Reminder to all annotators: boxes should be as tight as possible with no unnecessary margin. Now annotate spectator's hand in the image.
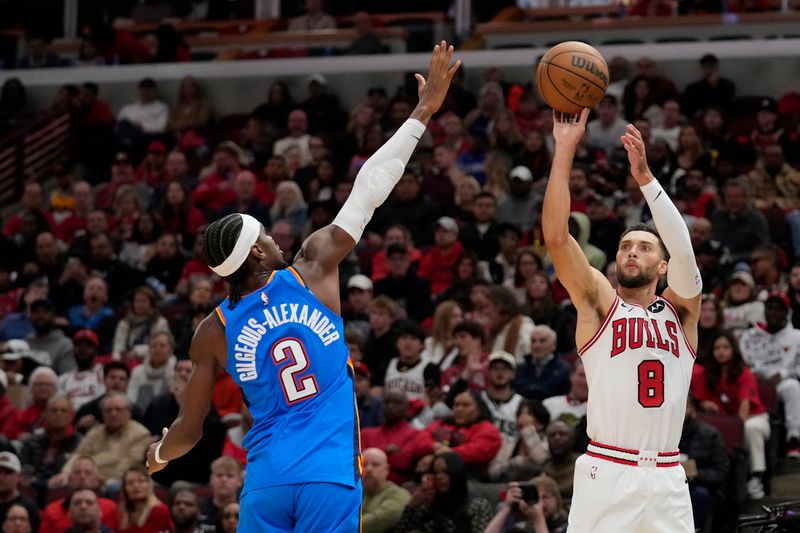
[552,108,589,150]
[409,476,435,508]
[385,444,401,455]
[413,41,462,124]
[518,411,535,430]
[503,482,523,508]
[621,123,654,186]
[769,373,782,386]
[700,400,720,413]
[48,472,68,490]
[519,499,547,530]
[433,443,451,455]
[77,414,97,431]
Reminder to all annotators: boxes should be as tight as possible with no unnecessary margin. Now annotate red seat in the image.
[696,413,744,458]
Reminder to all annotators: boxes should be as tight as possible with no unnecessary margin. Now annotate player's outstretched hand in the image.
[621,123,653,186]
[552,108,589,149]
[414,41,462,121]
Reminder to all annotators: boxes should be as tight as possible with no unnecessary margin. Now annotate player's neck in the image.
[240,269,279,295]
[616,285,657,308]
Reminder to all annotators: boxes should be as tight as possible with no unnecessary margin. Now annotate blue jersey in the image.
[215,267,361,494]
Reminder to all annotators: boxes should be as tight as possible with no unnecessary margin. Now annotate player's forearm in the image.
[640,180,702,298]
[542,145,576,245]
[158,416,203,462]
[332,119,425,242]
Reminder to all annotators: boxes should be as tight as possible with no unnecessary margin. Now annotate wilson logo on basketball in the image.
[570,56,609,85]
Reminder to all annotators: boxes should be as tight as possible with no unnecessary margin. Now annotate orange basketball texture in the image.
[536,41,609,114]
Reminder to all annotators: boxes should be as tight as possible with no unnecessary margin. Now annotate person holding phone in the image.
[485,475,568,533]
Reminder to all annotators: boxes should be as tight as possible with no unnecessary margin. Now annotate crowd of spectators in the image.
[1,38,800,533]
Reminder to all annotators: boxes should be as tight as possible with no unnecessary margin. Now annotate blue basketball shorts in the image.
[239,480,362,533]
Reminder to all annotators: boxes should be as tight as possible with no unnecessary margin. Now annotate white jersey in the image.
[58,364,105,410]
[384,357,429,401]
[481,391,524,439]
[579,295,695,452]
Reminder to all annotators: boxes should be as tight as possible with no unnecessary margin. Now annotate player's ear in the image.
[658,259,668,276]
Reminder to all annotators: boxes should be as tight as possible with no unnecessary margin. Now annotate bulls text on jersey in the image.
[610,316,680,357]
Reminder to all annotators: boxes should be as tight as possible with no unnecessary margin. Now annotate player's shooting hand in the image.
[552,108,589,149]
[146,441,168,475]
[621,123,654,186]
[412,41,462,124]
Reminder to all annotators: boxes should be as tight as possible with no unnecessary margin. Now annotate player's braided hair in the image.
[203,214,250,309]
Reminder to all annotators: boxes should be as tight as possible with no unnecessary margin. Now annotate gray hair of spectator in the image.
[487,285,520,317]
[721,177,751,198]
[479,81,505,107]
[47,394,73,411]
[100,391,133,412]
[150,330,176,349]
[188,275,213,294]
[273,181,306,211]
[531,324,557,344]
[29,366,58,385]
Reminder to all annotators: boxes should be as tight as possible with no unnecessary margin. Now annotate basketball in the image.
[536,41,609,114]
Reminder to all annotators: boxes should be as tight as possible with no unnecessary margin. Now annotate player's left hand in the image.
[414,41,462,121]
[621,124,653,186]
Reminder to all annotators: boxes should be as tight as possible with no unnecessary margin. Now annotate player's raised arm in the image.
[542,110,615,314]
[145,314,223,474]
[294,41,461,276]
[621,125,702,330]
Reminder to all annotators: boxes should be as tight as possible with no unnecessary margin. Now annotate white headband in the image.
[210,214,261,277]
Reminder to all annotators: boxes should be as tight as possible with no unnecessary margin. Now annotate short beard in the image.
[618,269,656,289]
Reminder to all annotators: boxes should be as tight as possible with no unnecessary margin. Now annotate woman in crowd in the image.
[437,251,485,309]
[697,294,724,364]
[220,502,240,533]
[504,249,545,304]
[490,108,524,153]
[484,150,513,204]
[338,103,379,169]
[691,331,771,500]
[118,465,172,533]
[721,271,765,338]
[168,76,211,133]
[523,272,576,354]
[489,399,551,482]
[252,81,293,137]
[412,390,502,478]
[622,75,663,127]
[269,181,307,236]
[422,300,464,370]
[451,176,482,223]
[485,475,568,533]
[159,180,206,250]
[120,211,161,270]
[392,452,494,533]
[674,124,712,179]
[486,285,535,361]
[145,232,186,295]
[2,504,31,533]
[112,286,170,363]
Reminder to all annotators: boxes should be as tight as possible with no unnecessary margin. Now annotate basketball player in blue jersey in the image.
[144,42,461,532]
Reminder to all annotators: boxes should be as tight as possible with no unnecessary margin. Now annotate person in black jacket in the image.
[373,244,433,323]
[679,394,730,532]
[459,192,502,262]
[514,325,571,401]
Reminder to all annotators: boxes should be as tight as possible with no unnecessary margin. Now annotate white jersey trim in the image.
[577,296,620,356]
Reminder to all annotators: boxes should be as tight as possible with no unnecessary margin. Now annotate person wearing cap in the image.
[191,142,245,215]
[57,329,104,411]
[272,109,312,173]
[343,275,373,340]
[739,292,800,458]
[145,42,461,533]
[287,0,336,32]
[373,245,433,323]
[26,298,75,375]
[0,452,40,533]
[116,78,169,136]
[361,389,419,485]
[383,321,435,402]
[418,216,464,298]
[480,351,524,440]
[681,53,735,119]
[2,367,58,441]
[721,270,765,336]
[496,165,539,233]
[301,72,346,135]
[0,341,28,390]
[134,141,169,187]
[354,361,383,429]
[711,178,770,265]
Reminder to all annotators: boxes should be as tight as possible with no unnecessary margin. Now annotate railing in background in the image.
[0,112,71,206]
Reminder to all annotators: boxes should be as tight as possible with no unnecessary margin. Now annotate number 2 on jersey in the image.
[271,338,319,404]
[638,360,664,408]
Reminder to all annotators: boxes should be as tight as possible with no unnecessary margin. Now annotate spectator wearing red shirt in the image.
[64,489,115,533]
[418,217,464,297]
[118,465,173,533]
[412,390,502,477]
[3,182,56,238]
[361,389,420,484]
[3,367,57,441]
[441,320,489,394]
[78,83,113,127]
[57,181,94,246]
[135,141,169,187]
[691,331,770,499]
[39,456,119,533]
[191,142,243,215]
[679,168,717,219]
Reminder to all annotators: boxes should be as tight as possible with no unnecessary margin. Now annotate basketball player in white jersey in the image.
[542,109,702,532]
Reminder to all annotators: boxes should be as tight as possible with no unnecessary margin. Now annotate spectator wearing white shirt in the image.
[117,78,169,135]
[58,330,105,411]
[127,331,176,413]
[651,99,683,152]
[542,359,588,428]
[272,109,312,174]
[586,95,628,155]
